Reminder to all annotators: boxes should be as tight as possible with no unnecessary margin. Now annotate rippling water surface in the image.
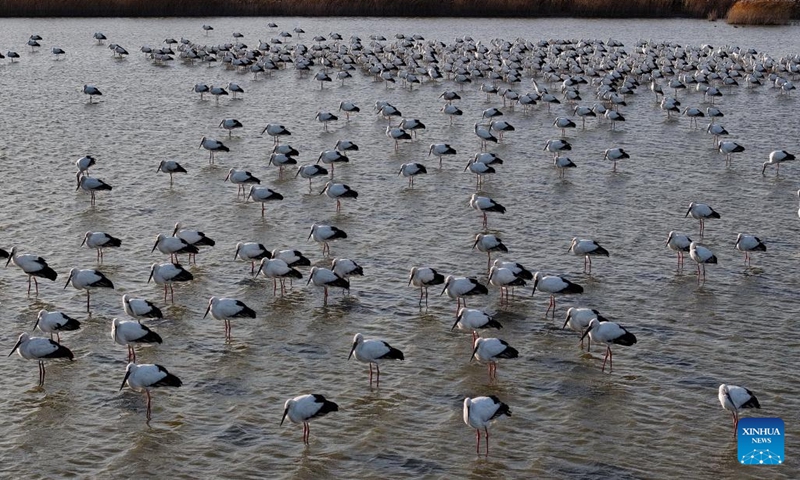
[0,17,798,479]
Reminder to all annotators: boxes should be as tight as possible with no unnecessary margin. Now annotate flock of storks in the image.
[4,23,797,453]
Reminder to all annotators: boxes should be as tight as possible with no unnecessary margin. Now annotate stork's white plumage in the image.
[63,268,115,312]
[256,258,302,295]
[471,337,519,381]
[718,384,761,435]
[119,362,182,421]
[532,272,583,317]
[441,275,489,315]
[580,318,637,372]
[81,231,122,263]
[408,266,445,307]
[306,267,349,305]
[8,332,74,386]
[348,333,405,385]
[147,262,193,303]
[122,294,163,320]
[463,396,511,455]
[112,318,162,362]
[33,310,81,343]
[203,296,256,340]
[280,394,339,444]
[4,247,58,295]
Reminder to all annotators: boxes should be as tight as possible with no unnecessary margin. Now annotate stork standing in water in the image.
[685,202,720,238]
[248,186,284,218]
[64,268,115,313]
[172,223,215,265]
[234,242,271,274]
[666,231,693,270]
[306,267,350,306]
[563,307,609,350]
[203,296,256,341]
[119,362,182,422]
[156,160,187,186]
[280,394,339,445]
[347,333,405,386]
[8,333,74,387]
[398,163,427,188]
[718,384,760,436]
[452,308,503,347]
[33,310,81,343]
[531,272,583,317]
[761,150,795,175]
[689,241,717,284]
[469,194,506,229]
[219,118,243,138]
[408,266,445,307]
[5,247,58,295]
[83,84,102,103]
[308,223,347,256]
[81,231,122,264]
[470,337,519,382]
[122,294,163,321]
[441,275,488,316]
[255,258,302,295]
[320,182,358,212]
[76,173,112,205]
[112,318,162,362]
[580,318,637,372]
[296,165,328,190]
[568,238,609,274]
[199,136,229,164]
[147,262,193,303]
[428,143,457,168]
[734,234,766,266]
[463,396,511,455]
[488,266,526,305]
[473,233,508,271]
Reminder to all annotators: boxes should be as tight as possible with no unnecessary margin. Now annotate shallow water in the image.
[0,17,798,479]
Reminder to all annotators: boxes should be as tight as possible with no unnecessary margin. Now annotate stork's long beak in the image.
[347,342,357,360]
[579,324,594,343]
[8,339,22,357]
[151,239,159,253]
[280,407,289,426]
[63,271,74,289]
[202,303,211,319]
[469,344,478,362]
[119,370,131,391]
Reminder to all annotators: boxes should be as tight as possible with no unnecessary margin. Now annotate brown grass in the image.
[726,0,798,24]
[0,0,796,20]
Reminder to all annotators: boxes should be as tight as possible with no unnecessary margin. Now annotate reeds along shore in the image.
[0,0,797,22]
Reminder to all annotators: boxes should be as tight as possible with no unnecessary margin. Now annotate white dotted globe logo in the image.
[740,450,783,465]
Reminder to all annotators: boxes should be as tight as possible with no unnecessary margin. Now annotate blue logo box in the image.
[738,418,784,465]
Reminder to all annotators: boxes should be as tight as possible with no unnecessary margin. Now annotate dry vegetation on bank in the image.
[726,0,797,23]
[0,0,797,23]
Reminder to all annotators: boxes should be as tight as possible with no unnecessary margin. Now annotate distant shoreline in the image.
[1,0,798,24]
